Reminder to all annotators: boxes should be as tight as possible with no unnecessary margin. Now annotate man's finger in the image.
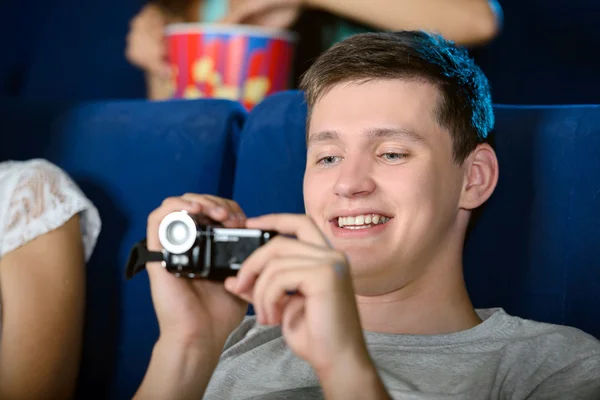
[180,193,234,222]
[246,214,329,247]
[235,236,331,293]
[202,195,247,224]
[251,256,323,322]
[258,265,334,325]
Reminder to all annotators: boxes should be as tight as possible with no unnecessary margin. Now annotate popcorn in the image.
[193,57,214,83]
[243,77,270,105]
[184,85,203,99]
[208,71,222,87]
[214,85,240,101]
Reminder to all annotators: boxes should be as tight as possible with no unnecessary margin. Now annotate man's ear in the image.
[459,143,499,210]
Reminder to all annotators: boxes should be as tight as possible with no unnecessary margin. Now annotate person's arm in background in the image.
[225,0,502,47]
[307,0,501,45]
[0,216,85,399]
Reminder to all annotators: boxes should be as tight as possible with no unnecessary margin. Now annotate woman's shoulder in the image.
[0,158,64,180]
[0,159,101,260]
[0,159,80,205]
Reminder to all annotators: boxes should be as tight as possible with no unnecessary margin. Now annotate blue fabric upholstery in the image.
[1,98,246,399]
[233,91,600,339]
[233,91,308,217]
[464,105,600,339]
[473,0,600,105]
[1,0,146,101]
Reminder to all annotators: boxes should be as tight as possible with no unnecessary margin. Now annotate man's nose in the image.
[333,157,376,198]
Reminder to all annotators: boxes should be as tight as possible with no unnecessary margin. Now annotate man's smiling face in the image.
[303,79,468,294]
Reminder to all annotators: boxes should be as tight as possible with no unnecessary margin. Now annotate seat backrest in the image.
[233,91,307,216]
[2,98,246,399]
[2,0,146,101]
[234,91,600,339]
[465,104,600,338]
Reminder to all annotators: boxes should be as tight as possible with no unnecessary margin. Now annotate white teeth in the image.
[336,213,390,228]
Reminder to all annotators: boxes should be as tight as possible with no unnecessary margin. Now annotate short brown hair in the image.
[299,31,494,163]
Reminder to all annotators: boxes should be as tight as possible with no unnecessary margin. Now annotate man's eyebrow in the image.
[364,127,426,143]
[307,127,426,146]
[307,130,341,146]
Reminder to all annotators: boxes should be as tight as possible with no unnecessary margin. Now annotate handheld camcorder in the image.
[125,211,277,281]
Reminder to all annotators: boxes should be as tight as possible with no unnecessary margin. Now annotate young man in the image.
[134,32,600,399]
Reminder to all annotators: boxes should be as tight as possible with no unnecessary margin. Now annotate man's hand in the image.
[222,0,303,29]
[134,194,249,399]
[225,214,390,398]
[145,194,248,349]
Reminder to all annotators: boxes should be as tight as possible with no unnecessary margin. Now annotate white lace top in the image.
[0,159,101,260]
[0,159,100,336]
[0,159,101,336]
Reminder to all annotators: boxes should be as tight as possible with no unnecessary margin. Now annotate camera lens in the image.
[167,221,189,245]
[158,211,198,254]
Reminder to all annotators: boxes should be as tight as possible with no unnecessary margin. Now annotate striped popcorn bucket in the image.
[165,23,297,110]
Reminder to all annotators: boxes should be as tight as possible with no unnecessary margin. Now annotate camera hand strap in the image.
[125,239,164,279]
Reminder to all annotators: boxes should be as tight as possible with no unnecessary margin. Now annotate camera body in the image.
[158,211,276,280]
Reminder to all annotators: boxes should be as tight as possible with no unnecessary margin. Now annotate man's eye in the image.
[381,153,407,162]
[318,156,341,165]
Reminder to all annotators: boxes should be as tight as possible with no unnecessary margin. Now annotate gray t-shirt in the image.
[204,308,600,399]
